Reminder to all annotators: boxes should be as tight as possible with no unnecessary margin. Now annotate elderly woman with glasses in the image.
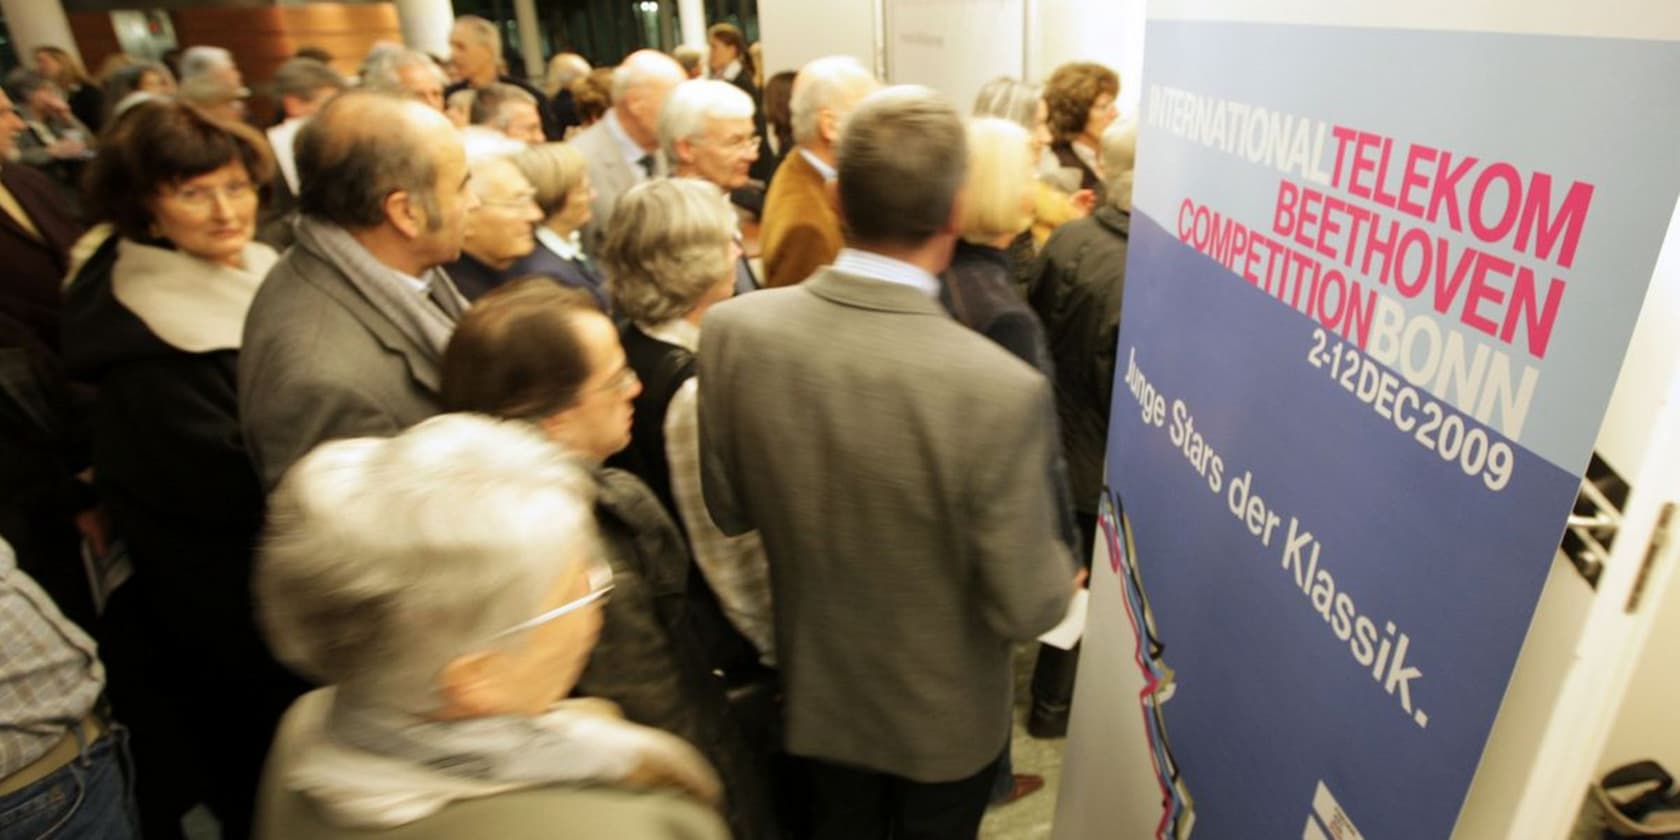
[440,279,778,840]
[252,414,726,839]
[61,98,306,839]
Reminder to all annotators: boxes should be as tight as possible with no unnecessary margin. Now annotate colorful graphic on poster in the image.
[1062,14,1680,840]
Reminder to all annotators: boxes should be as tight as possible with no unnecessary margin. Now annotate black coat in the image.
[61,234,306,836]
[580,468,777,840]
[0,162,86,351]
[942,241,1081,553]
[506,239,610,312]
[1028,205,1129,515]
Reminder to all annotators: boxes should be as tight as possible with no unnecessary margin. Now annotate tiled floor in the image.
[980,645,1069,840]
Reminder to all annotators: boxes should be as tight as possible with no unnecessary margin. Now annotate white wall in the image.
[1593,201,1680,782]
[1596,198,1680,477]
[885,0,1025,112]
[1028,0,1147,119]
[757,0,881,79]
[759,0,1144,115]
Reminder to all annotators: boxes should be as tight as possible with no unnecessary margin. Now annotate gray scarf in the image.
[324,696,642,784]
[292,217,468,359]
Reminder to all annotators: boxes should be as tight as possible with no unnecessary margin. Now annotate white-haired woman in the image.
[252,414,726,840]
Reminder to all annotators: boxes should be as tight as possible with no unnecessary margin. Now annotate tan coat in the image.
[758,149,843,288]
[254,693,731,840]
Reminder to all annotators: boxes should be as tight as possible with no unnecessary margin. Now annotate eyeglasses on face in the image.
[585,364,640,397]
[487,582,614,641]
[708,133,761,154]
[479,192,540,211]
[168,181,256,208]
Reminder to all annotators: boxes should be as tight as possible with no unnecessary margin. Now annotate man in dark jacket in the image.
[0,86,84,352]
[445,15,561,140]
[1024,120,1136,737]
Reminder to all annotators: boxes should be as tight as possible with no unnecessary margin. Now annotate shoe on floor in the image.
[989,773,1045,807]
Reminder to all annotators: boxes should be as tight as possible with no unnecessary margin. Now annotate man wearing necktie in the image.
[571,51,686,258]
[658,80,765,294]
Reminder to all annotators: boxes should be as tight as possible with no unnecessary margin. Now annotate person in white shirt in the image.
[267,58,347,196]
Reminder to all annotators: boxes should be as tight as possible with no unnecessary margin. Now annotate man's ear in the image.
[818,108,839,147]
[943,186,969,237]
[436,651,503,719]
[385,189,422,239]
[675,137,696,169]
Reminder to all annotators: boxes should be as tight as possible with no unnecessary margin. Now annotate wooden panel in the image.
[170,3,401,123]
[67,12,123,76]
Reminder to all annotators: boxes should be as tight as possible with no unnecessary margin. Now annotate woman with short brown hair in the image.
[1043,61,1120,198]
[62,99,303,840]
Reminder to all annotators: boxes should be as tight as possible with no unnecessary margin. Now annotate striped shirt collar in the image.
[832,248,941,299]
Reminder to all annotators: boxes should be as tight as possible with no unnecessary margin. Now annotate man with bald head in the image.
[239,90,480,489]
[760,56,879,288]
[570,49,685,255]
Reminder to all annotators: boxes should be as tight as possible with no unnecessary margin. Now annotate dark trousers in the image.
[803,749,1005,840]
[1030,511,1098,723]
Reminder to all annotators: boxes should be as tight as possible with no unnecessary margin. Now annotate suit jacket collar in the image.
[294,245,447,393]
[0,164,80,258]
[802,268,952,318]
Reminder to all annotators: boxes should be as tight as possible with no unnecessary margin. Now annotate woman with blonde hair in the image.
[940,116,1082,807]
[507,142,608,310]
[973,76,1096,258]
[34,45,103,130]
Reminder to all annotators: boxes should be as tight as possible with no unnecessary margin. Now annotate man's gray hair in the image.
[273,57,346,101]
[972,76,1042,132]
[657,79,754,163]
[837,85,967,248]
[790,55,875,145]
[601,178,738,324]
[453,14,502,56]
[179,46,235,80]
[256,413,600,714]
[469,81,537,129]
[670,45,703,77]
[361,47,446,92]
[1102,119,1138,211]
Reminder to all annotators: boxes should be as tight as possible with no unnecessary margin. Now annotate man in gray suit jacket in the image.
[240,91,476,490]
[698,86,1075,840]
[570,50,684,257]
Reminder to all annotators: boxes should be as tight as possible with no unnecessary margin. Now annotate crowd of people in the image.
[0,15,1136,840]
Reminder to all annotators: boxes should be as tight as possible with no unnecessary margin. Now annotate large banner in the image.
[1054,7,1680,839]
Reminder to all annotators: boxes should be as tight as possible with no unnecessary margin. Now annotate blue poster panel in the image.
[1101,18,1680,839]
